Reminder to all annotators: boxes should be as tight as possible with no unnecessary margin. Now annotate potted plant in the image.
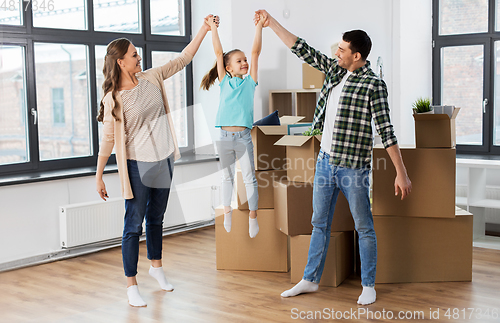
[412,97,433,114]
[302,128,322,136]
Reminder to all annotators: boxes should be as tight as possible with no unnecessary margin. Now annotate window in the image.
[0,0,192,176]
[433,0,498,154]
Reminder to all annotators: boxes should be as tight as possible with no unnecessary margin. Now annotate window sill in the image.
[0,153,219,187]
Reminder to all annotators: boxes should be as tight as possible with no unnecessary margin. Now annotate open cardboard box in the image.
[374,207,472,283]
[215,205,289,272]
[236,169,288,210]
[413,107,460,148]
[274,135,322,183]
[290,231,354,287]
[372,146,456,218]
[274,179,355,236]
[251,116,305,170]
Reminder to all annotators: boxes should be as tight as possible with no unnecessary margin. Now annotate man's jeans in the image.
[303,150,377,287]
[122,157,173,277]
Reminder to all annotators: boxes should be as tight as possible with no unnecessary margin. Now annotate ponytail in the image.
[200,60,219,91]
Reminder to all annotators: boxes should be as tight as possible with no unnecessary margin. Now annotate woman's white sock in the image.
[127,285,147,307]
[357,286,376,305]
[249,217,259,238]
[224,209,232,233]
[149,266,174,291]
[281,279,319,297]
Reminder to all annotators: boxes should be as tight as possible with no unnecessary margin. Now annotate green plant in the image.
[302,128,322,136]
[412,97,432,114]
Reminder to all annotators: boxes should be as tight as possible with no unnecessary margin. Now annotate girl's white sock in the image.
[249,217,259,238]
[357,286,376,305]
[149,266,174,291]
[127,285,147,307]
[224,209,232,233]
[281,279,318,297]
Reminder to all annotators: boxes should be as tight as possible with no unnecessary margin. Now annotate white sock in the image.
[224,209,232,233]
[149,266,174,291]
[357,286,376,305]
[281,279,319,297]
[249,217,259,238]
[127,285,147,307]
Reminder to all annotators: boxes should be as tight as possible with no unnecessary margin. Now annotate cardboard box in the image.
[274,135,322,183]
[372,147,456,218]
[274,179,355,236]
[414,107,460,148]
[302,63,325,89]
[252,116,305,170]
[290,231,354,287]
[215,205,289,272]
[236,169,288,210]
[374,207,472,283]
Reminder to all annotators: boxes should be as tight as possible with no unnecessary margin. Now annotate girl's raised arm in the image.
[250,13,264,83]
[207,15,225,82]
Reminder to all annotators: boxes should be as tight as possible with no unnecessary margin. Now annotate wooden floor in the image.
[1,227,500,323]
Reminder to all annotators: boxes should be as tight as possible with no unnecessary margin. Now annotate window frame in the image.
[0,0,193,176]
[432,0,499,154]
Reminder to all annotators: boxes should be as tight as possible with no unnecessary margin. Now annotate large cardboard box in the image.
[414,107,460,148]
[215,206,289,272]
[252,116,305,170]
[274,135,322,183]
[274,179,355,236]
[290,231,354,287]
[374,207,473,283]
[372,147,456,218]
[302,63,325,89]
[236,169,288,210]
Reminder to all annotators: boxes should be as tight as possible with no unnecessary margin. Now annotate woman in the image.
[95,15,218,307]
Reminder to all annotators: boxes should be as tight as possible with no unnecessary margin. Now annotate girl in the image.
[95,15,217,307]
[201,14,264,238]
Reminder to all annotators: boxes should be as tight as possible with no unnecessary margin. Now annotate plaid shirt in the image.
[291,38,397,169]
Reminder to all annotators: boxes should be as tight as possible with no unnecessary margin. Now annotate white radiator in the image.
[60,198,125,248]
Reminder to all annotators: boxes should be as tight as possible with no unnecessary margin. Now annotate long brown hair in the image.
[97,38,131,122]
[200,49,242,91]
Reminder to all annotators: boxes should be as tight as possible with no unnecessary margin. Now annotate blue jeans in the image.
[216,128,258,211]
[303,150,377,287]
[122,158,173,277]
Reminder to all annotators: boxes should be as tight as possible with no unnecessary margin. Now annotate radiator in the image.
[60,198,125,248]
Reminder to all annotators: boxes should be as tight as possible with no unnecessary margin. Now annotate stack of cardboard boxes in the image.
[214,116,304,272]
[215,116,356,288]
[372,107,473,283]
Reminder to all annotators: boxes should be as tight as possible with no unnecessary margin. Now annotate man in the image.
[255,10,412,305]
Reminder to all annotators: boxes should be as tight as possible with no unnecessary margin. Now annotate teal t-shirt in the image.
[215,75,257,129]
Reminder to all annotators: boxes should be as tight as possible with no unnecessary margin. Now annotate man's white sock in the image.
[357,286,376,305]
[149,266,174,291]
[127,285,147,307]
[249,217,259,238]
[281,279,318,297]
[224,209,232,233]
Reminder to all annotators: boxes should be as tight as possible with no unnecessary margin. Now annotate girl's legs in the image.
[235,129,259,237]
[217,130,237,232]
